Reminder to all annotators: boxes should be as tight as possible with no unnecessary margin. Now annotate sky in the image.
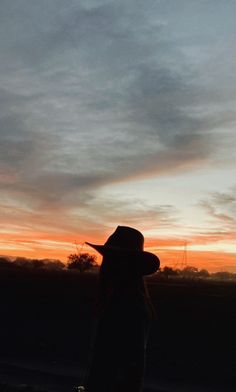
[0,0,235,272]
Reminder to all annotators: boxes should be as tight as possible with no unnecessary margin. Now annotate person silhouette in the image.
[85,226,160,392]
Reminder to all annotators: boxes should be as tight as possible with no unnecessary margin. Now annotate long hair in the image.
[95,253,157,320]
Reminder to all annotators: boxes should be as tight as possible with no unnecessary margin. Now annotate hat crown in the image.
[104,226,144,252]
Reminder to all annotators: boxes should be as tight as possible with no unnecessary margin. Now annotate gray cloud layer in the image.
[0,1,235,230]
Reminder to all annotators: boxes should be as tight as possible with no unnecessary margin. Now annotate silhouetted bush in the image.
[30,259,45,269]
[197,269,210,278]
[181,266,199,277]
[67,252,97,273]
[0,257,13,268]
[14,257,29,268]
[41,259,65,270]
[162,266,179,277]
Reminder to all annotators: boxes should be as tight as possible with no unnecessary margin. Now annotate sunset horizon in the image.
[0,1,235,274]
[1,230,235,273]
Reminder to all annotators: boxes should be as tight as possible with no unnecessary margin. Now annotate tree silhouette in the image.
[0,257,12,268]
[197,269,210,278]
[162,266,178,277]
[67,252,97,273]
[30,259,45,269]
[42,259,65,270]
[181,266,199,277]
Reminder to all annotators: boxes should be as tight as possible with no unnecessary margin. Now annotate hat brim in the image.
[85,242,160,276]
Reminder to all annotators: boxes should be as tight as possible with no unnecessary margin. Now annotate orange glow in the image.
[145,233,236,248]
[150,249,236,273]
[0,230,235,272]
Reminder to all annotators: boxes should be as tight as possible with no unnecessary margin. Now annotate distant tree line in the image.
[0,256,65,271]
[0,253,98,274]
[0,255,235,281]
[158,265,236,281]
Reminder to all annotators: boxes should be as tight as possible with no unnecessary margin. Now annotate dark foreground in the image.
[0,268,236,391]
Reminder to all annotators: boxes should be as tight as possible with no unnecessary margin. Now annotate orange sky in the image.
[1,230,235,272]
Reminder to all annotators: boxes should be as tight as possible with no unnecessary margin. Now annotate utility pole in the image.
[182,241,187,268]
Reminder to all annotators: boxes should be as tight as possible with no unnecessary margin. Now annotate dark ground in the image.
[0,268,236,391]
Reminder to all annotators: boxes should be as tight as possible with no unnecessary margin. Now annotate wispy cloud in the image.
[200,188,236,228]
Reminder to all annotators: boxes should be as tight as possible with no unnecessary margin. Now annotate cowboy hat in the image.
[86,226,160,276]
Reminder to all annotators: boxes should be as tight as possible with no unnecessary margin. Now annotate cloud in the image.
[0,4,214,191]
[200,188,236,228]
[195,188,236,251]
[0,191,178,239]
[0,0,235,250]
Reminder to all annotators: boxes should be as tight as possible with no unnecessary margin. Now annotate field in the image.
[0,268,236,391]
